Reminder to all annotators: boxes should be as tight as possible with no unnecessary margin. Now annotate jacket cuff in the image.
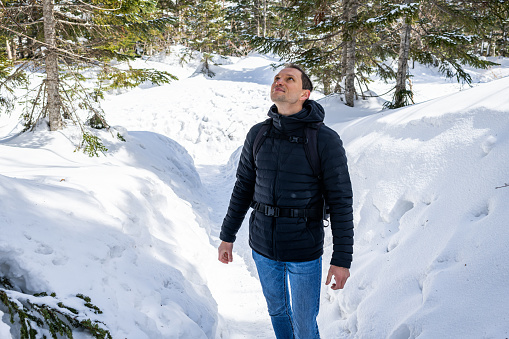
[330,257,351,269]
[219,232,236,243]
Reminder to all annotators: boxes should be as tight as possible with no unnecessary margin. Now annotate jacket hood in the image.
[268,100,325,131]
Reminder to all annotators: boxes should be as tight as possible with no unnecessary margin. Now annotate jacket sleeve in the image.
[219,126,258,243]
[320,128,354,268]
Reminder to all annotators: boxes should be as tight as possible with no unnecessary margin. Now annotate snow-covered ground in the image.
[1,48,508,338]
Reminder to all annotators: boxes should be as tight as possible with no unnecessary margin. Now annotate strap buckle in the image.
[264,205,279,217]
[288,136,308,144]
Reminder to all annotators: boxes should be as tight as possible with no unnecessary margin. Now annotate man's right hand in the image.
[218,241,234,264]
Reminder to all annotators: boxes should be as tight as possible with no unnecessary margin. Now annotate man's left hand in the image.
[325,265,350,290]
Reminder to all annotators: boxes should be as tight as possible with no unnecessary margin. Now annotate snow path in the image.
[100,53,282,337]
[197,163,275,339]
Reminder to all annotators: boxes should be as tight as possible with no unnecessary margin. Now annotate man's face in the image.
[270,68,309,105]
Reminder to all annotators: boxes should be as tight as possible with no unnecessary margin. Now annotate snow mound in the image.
[0,127,218,338]
[319,76,509,338]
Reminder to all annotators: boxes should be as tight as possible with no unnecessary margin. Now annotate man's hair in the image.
[285,63,313,92]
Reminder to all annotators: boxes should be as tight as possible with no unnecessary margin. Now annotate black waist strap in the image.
[250,201,323,219]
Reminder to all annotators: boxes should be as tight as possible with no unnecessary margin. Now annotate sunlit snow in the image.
[1,49,508,338]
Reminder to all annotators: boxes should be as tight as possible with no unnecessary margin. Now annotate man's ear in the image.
[300,89,311,101]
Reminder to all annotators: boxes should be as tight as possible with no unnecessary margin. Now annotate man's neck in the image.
[275,102,304,116]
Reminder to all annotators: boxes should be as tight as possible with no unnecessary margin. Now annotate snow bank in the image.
[319,76,509,338]
[0,125,218,338]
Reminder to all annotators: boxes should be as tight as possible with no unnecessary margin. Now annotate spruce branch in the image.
[0,278,112,339]
[0,24,107,65]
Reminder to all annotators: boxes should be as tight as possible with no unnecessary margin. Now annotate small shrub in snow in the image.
[0,277,112,339]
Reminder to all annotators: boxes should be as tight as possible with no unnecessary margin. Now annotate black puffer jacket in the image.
[220,100,353,268]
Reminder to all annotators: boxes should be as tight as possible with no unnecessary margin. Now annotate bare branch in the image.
[2,19,44,27]
[0,23,104,66]
[71,0,123,12]
[53,10,89,23]
[55,19,111,27]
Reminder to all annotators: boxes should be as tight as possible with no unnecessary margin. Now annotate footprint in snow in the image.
[481,135,496,156]
[35,243,53,255]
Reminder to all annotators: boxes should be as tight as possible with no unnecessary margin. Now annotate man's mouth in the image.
[274,87,285,93]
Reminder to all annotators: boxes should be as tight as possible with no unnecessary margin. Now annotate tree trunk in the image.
[42,0,62,131]
[323,77,331,95]
[262,0,267,37]
[504,29,508,57]
[254,0,261,36]
[340,0,349,81]
[340,44,347,95]
[6,40,13,60]
[344,39,356,106]
[394,17,412,107]
[18,36,25,58]
[344,0,358,107]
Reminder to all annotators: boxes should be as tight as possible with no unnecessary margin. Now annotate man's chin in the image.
[270,94,286,102]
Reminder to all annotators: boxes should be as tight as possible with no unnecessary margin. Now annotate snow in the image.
[1,48,509,338]
[321,76,509,338]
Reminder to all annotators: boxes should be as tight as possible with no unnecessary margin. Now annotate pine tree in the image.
[188,0,229,54]
[0,0,176,154]
[466,0,509,57]
[250,0,366,104]
[385,0,499,108]
[247,0,500,109]
[343,0,359,106]
[226,0,268,54]
[393,0,418,108]
[163,0,235,56]
[227,0,280,39]
[0,40,28,112]
[42,0,62,130]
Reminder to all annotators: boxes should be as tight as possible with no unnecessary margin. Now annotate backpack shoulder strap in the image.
[304,122,323,178]
[252,118,272,160]
[305,121,329,222]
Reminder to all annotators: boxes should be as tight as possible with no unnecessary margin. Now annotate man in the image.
[218,64,354,339]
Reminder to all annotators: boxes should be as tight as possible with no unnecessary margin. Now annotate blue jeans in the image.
[252,250,321,339]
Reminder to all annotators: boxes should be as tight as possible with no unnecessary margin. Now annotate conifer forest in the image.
[1,1,509,338]
[1,0,508,148]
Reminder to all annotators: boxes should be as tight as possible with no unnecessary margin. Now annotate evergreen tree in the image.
[342,0,360,106]
[250,0,369,105]
[227,0,277,38]
[368,0,498,108]
[250,0,500,108]
[160,0,236,56]
[392,0,419,108]
[187,0,230,54]
[0,0,176,154]
[226,0,267,54]
[466,0,509,57]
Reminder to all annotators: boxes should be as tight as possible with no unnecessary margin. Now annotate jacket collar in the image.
[268,100,325,132]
